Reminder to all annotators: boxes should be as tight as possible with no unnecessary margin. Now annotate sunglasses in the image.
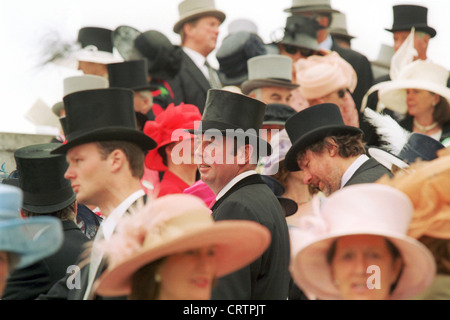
[337,88,351,99]
[282,44,316,57]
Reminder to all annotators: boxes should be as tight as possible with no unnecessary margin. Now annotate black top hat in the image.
[51,88,156,154]
[260,175,298,217]
[13,143,76,214]
[398,132,444,163]
[278,15,323,51]
[263,103,296,126]
[385,5,436,38]
[216,31,267,86]
[107,59,158,91]
[284,103,363,171]
[188,89,272,156]
[112,26,183,80]
[78,27,114,52]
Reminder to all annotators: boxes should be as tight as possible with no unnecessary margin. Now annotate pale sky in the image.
[1,0,449,134]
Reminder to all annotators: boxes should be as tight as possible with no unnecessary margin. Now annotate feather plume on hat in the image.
[363,108,410,155]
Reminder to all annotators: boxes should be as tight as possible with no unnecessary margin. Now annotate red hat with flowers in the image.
[143,103,202,171]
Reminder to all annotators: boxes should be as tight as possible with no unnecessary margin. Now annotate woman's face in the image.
[330,235,403,300]
[406,89,439,118]
[157,245,217,300]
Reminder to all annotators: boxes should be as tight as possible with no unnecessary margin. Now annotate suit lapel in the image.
[181,52,211,93]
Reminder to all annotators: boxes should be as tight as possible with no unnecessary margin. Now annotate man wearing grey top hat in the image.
[242,55,299,107]
[168,0,226,114]
[284,0,374,112]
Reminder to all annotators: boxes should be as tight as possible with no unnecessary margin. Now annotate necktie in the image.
[205,61,222,89]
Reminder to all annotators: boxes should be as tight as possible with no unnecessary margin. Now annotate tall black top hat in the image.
[385,5,436,38]
[51,88,156,154]
[78,27,114,52]
[188,89,272,156]
[107,59,157,91]
[14,143,76,213]
[284,103,363,171]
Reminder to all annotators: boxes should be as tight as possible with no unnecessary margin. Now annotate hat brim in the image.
[0,217,63,269]
[241,79,299,95]
[385,25,436,38]
[94,220,271,297]
[52,101,64,116]
[379,79,450,114]
[284,5,340,14]
[51,127,156,154]
[173,10,225,34]
[368,147,409,171]
[290,229,436,300]
[285,125,363,171]
[218,71,248,87]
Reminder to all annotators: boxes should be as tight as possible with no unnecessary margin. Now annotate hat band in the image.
[22,186,75,208]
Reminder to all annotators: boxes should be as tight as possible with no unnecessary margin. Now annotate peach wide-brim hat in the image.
[295,51,357,100]
[289,184,436,300]
[94,194,271,297]
[379,60,450,114]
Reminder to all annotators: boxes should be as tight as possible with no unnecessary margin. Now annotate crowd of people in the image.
[1,0,449,301]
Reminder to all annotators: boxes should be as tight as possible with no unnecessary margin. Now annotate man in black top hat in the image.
[191,89,291,299]
[366,4,450,113]
[2,143,89,300]
[37,88,156,300]
[107,59,158,130]
[284,103,392,197]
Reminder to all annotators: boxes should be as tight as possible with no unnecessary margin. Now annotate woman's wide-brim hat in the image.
[379,60,450,114]
[0,184,63,269]
[14,143,76,214]
[173,0,226,34]
[143,103,202,171]
[94,194,271,297]
[284,103,363,171]
[76,27,123,64]
[289,183,436,300]
[385,4,436,38]
[51,88,156,154]
[187,89,272,156]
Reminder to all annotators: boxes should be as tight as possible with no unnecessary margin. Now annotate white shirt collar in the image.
[216,170,258,200]
[319,34,333,50]
[101,189,146,240]
[340,154,370,189]
[182,46,210,79]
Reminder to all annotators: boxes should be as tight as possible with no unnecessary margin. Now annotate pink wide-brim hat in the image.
[289,183,436,300]
[94,194,271,297]
[295,51,357,100]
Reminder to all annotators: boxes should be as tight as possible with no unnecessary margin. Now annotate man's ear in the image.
[108,149,126,173]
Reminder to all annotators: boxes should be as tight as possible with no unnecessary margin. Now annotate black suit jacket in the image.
[332,42,374,111]
[2,220,89,300]
[210,174,291,300]
[344,157,393,186]
[166,50,212,114]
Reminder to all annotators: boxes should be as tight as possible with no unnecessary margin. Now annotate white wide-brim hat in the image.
[75,45,123,65]
[289,184,436,300]
[379,60,450,114]
[94,194,271,297]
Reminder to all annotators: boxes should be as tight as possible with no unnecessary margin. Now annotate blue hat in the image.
[0,184,63,269]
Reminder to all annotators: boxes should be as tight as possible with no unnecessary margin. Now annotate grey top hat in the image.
[173,0,226,34]
[329,12,355,40]
[241,55,299,95]
[284,0,340,13]
[51,75,109,116]
[216,31,267,86]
